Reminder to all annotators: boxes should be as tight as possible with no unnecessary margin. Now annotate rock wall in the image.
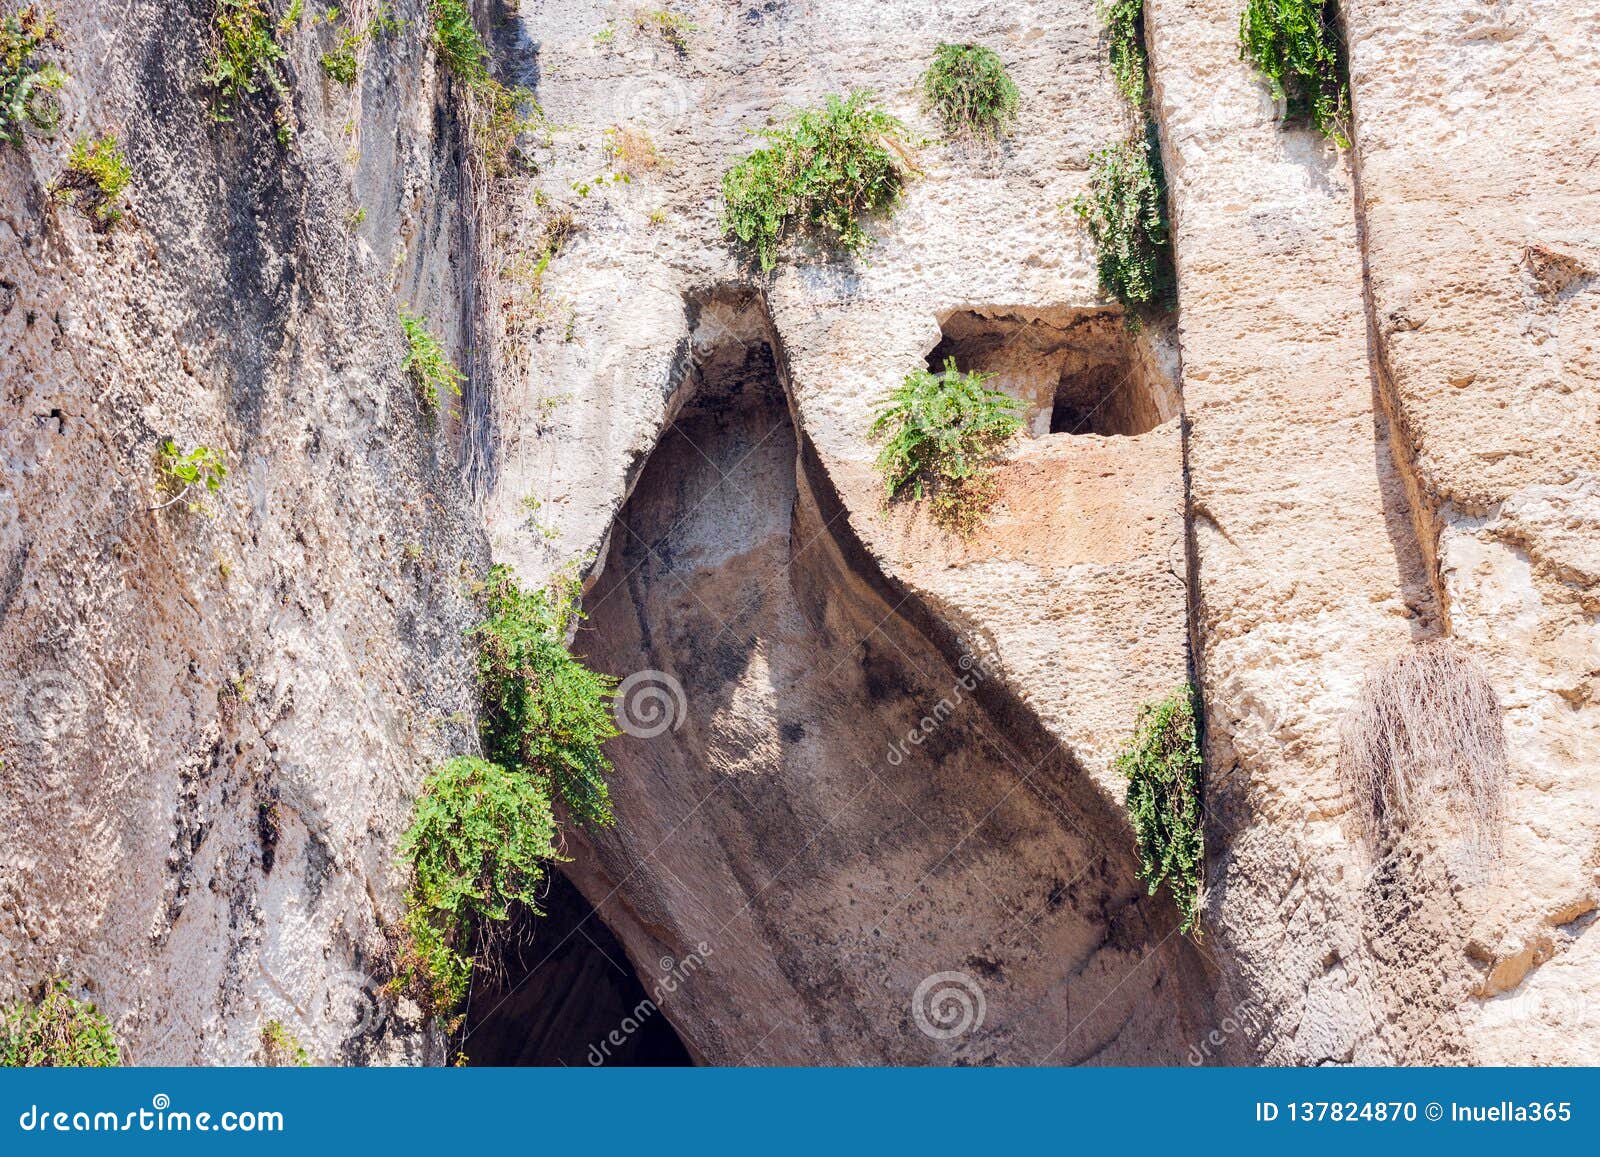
[2,0,1595,1068]
[0,0,489,1062]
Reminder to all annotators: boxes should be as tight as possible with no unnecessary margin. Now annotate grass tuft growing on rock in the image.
[1118,684,1204,935]
[721,92,914,272]
[1338,639,1507,863]
[920,43,1019,141]
[1239,0,1351,146]
[1073,126,1174,316]
[870,356,1022,536]
[55,133,130,229]
[0,3,65,146]
[1,980,119,1067]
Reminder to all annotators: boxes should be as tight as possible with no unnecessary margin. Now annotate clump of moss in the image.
[721,91,914,272]
[1072,126,1174,316]
[1239,0,1351,146]
[1118,685,1204,935]
[920,43,1019,141]
[0,3,66,146]
[1,980,120,1067]
[869,356,1023,536]
[55,133,131,229]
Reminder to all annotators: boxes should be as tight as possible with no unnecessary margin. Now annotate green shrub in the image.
[258,1019,309,1066]
[0,3,67,146]
[869,356,1022,535]
[1072,126,1173,314]
[920,43,1018,141]
[396,756,562,1013]
[473,564,619,827]
[155,440,228,514]
[1118,684,1204,935]
[1,980,119,1067]
[1100,0,1148,107]
[55,133,130,229]
[722,92,913,272]
[398,309,463,412]
[1239,0,1350,146]
[204,0,298,143]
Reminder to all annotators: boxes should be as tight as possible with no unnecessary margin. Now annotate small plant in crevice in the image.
[0,980,120,1067]
[1100,0,1149,107]
[1239,0,1351,146]
[394,755,563,1016]
[869,356,1023,536]
[1118,684,1204,936]
[1072,125,1174,317]
[398,308,464,413]
[257,1019,309,1066]
[1338,639,1507,865]
[54,133,130,230]
[204,0,300,144]
[319,24,361,85]
[721,91,915,273]
[154,439,228,515]
[920,43,1019,142]
[472,564,620,827]
[631,9,695,55]
[0,3,67,147]
[428,0,545,176]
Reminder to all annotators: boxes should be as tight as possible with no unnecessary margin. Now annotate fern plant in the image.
[1239,0,1351,146]
[721,91,913,272]
[920,43,1019,141]
[0,3,66,146]
[473,565,619,827]
[398,309,463,411]
[429,0,543,175]
[870,356,1022,535]
[1073,126,1173,314]
[1,980,119,1067]
[1118,684,1204,935]
[55,133,131,229]
[396,756,562,1013]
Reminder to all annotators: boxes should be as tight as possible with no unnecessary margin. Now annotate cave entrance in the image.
[486,289,1220,1064]
[926,308,1178,437]
[462,870,692,1066]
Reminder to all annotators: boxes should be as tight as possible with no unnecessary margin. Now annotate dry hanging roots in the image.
[1338,639,1508,864]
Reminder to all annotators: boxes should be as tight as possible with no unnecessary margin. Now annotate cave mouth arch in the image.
[470,288,1218,1065]
[926,308,1179,438]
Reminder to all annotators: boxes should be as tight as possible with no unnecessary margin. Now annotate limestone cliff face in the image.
[0,0,489,1062]
[2,0,1595,1067]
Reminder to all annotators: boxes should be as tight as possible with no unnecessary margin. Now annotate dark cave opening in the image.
[462,870,693,1067]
